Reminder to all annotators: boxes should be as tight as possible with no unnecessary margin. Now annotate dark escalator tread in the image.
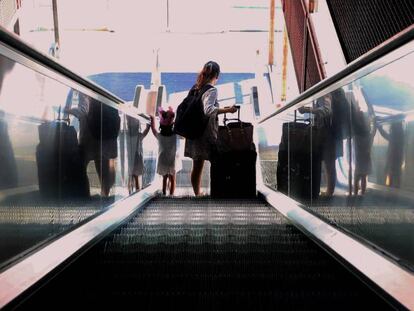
[17,197,392,310]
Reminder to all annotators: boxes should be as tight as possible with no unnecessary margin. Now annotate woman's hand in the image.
[226,105,238,113]
[218,105,238,115]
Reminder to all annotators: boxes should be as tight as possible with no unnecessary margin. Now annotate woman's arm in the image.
[142,123,151,137]
[377,123,390,141]
[150,116,158,138]
[299,99,331,117]
[203,88,237,116]
[203,88,219,116]
[218,106,238,114]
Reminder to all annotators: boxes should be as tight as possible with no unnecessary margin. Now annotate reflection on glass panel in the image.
[64,91,121,201]
[0,51,155,269]
[125,112,154,193]
[259,118,284,190]
[259,48,414,271]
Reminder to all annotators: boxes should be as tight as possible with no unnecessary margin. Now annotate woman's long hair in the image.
[195,61,220,90]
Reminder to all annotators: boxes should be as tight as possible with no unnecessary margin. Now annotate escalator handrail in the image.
[0,184,160,309]
[0,25,124,105]
[258,24,414,124]
[0,26,152,124]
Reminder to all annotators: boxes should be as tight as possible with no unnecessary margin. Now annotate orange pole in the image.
[268,0,275,66]
[52,0,60,47]
[281,25,288,102]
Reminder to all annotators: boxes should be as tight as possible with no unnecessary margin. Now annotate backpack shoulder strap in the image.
[197,84,214,99]
[200,84,214,94]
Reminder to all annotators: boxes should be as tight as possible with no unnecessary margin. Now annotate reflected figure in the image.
[299,89,348,196]
[0,55,15,91]
[0,110,18,189]
[66,94,120,197]
[0,57,18,190]
[127,115,150,193]
[352,106,374,195]
[377,117,405,188]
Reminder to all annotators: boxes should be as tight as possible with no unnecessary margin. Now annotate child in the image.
[151,107,178,195]
[353,106,373,195]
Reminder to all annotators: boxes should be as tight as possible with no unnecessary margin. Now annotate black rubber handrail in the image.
[258,24,414,124]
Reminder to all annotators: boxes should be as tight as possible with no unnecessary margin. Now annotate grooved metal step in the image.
[17,196,391,310]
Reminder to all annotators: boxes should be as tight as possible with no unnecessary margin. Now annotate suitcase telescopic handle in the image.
[56,106,71,125]
[223,105,241,125]
[294,108,312,124]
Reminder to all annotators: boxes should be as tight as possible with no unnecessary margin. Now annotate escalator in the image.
[1,16,413,311]
[16,196,390,310]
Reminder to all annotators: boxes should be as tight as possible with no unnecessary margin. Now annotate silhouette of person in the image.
[150,107,179,196]
[184,61,237,196]
[352,106,374,195]
[377,116,405,188]
[0,110,18,189]
[66,93,120,197]
[299,90,347,197]
[0,56,18,190]
[126,115,150,193]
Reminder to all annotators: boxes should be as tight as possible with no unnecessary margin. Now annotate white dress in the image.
[184,85,219,161]
[156,133,178,175]
[130,132,145,175]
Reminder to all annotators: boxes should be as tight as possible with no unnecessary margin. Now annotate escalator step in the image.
[17,197,391,310]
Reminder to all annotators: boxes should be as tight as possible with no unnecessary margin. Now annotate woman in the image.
[184,61,237,196]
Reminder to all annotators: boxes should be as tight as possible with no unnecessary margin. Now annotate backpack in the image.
[174,84,214,139]
[88,100,121,140]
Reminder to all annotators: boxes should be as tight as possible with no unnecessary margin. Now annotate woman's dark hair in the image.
[195,61,220,90]
[160,124,174,136]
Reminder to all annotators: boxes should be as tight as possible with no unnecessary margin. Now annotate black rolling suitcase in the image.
[276,118,322,200]
[210,149,257,198]
[36,111,90,199]
[210,108,256,198]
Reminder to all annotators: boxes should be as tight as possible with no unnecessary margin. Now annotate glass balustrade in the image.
[0,50,156,269]
[258,41,414,271]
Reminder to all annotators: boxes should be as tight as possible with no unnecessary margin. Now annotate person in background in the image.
[352,105,374,195]
[0,56,18,190]
[377,116,405,188]
[184,61,237,196]
[150,107,178,196]
[127,116,150,193]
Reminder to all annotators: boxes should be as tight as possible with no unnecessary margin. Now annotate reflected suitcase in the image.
[36,120,90,199]
[276,121,321,200]
[210,149,257,198]
[276,150,321,200]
